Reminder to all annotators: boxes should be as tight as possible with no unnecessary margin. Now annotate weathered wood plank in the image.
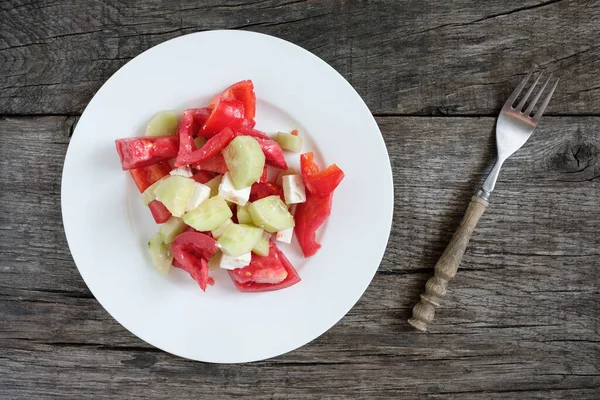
[1,0,599,115]
[0,115,598,398]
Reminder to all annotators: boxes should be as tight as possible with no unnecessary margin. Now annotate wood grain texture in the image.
[1,115,598,399]
[1,0,600,115]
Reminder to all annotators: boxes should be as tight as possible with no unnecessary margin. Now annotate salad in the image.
[115,80,345,292]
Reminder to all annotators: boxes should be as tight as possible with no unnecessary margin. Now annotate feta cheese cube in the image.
[282,174,306,204]
[169,166,193,178]
[218,172,251,206]
[219,252,252,270]
[275,227,293,244]
[185,182,211,212]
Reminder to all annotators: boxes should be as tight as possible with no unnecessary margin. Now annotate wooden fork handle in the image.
[408,195,489,332]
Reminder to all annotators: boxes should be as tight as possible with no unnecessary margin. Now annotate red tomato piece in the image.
[228,241,301,292]
[199,97,245,138]
[129,161,171,192]
[174,127,234,166]
[249,182,284,203]
[171,232,218,291]
[148,200,172,223]
[300,152,345,197]
[220,80,256,119]
[234,126,270,140]
[258,166,268,183]
[254,138,288,169]
[115,136,179,170]
[192,170,215,184]
[193,153,228,174]
[175,110,199,164]
[294,192,333,257]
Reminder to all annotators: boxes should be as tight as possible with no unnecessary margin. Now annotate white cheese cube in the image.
[275,227,293,244]
[169,166,193,178]
[282,174,306,204]
[218,172,251,206]
[185,182,211,212]
[219,252,252,270]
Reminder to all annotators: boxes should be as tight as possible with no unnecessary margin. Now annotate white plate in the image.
[61,30,393,363]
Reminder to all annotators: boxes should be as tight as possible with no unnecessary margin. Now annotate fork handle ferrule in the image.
[408,195,489,332]
[474,188,491,201]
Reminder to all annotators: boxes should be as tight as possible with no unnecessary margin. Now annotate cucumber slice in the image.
[159,217,187,244]
[211,218,233,239]
[205,175,223,198]
[148,233,172,274]
[236,204,253,224]
[275,168,297,186]
[142,176,166,205]
[182,196,232,232]
[217,223,263,257]
[223,136,265,189]
[248,195,295,233]
[252,231,271,256]
[155,175,195,217]
[146,110,179,137]
[194,136,207,150]
[275,131,303,152]
[208,251,222,270]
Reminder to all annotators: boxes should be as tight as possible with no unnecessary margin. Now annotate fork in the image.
[408,69,559,332]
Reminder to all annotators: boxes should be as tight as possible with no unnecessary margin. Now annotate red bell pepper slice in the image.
[174,127,234,167]
[171,232,218,291]
[129,161,171,192]
[228,241,301,292]
[115,136,179,170]
[235,126,270,140]
[254,137,288,169]
[193,153,228,174]
[249,182,284,203]
[221,80,257,119]
[148,200,172,223]
[192,170,215,184]
[192,107,211,126]
[199,97,245,138]
[294,191,333,257]
[300,152,345,197]
[258,166,268,183]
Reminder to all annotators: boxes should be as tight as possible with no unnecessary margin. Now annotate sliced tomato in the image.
[220,80,256,119]
[254,138,288,169]
[171,232,218,291]
[235,126,270,140]
[129,161,171,192]
[192,170,215,184]
[199,97,245,138]
[193,153,228,174]
[300,152,345,197]
[148,200,172,223]
[249,182,284,203]
[115,136,179,170]
[228,241,301,292]
[258,166,268,183]
[294,191,333,257]
[175,127,234,166]
[175,110,199,164]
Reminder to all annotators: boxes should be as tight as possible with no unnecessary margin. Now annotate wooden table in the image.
[1,1,599,398]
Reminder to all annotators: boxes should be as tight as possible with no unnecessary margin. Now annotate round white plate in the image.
[62,30,393,363]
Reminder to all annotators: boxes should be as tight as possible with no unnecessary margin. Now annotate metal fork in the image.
[408,69,559,332]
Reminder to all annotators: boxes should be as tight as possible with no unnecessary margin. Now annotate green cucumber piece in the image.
[252,231,271,256]
[141,176,166,205]
[205,175,223,198]
[211,218,233,239]
[236,204,253,224]
[155,175,195,217]
[159,217,187,244]
[182,196,232,232]
[148,233,173,274]
[275,131,303,152]
[146,110,179,137]
[194,136,207,149]
[223,136,265,189]
[217,223,263,257]
[248,195,295,233]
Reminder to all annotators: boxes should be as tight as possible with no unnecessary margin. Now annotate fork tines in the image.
[505,69,559,120]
